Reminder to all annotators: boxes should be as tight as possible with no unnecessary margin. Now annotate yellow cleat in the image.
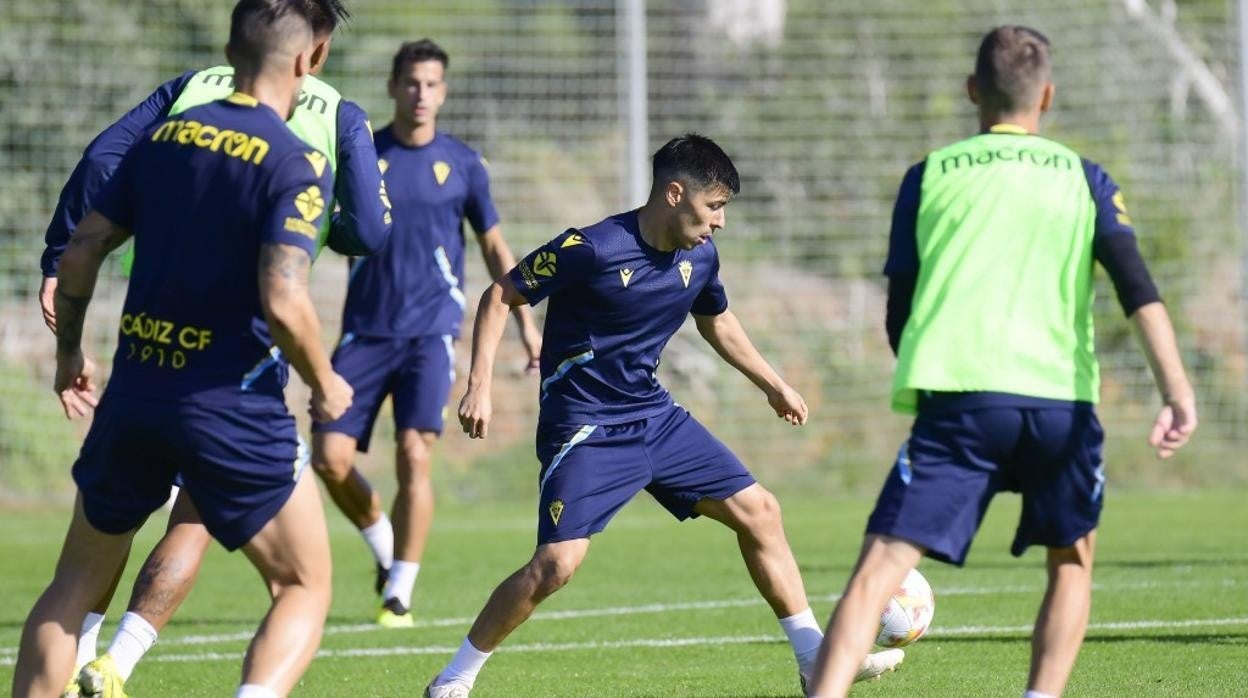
[78,654,127,698]
[377,597,414,629]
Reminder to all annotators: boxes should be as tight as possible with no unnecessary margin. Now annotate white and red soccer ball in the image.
[876,568,935,648]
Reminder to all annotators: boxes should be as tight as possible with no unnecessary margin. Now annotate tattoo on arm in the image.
[259,244,311,299]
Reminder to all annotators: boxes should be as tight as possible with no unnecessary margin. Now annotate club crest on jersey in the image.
[303,150,327,178]
[433,160,451,185]
[533,251,557,277]
[678,260,693,288]
[619,268,634,288]
[549,499,565,525]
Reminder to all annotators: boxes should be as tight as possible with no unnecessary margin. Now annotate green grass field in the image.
[2,490,1246,696]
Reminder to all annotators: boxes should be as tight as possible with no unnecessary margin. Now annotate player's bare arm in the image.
[258,242,352,423]
[1129,301,1197,458]
[459,274,529,438]
[693,310,808,426]
[477,225,542,372]
[53,211,131,419]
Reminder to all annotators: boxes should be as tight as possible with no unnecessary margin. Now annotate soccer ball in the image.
[876,568,935,648]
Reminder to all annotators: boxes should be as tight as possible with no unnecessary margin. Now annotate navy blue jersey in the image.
[340,129,499,338]
[92,95,333,404]
[42,70,388,275]
[508,211,729,425]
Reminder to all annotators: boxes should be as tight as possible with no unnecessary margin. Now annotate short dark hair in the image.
[651,134,740,197]
[304,0,350,36]
[974,26,1052,113]
[227,0,315,78]
[390,39,450,82]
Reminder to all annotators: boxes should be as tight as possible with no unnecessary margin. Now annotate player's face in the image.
[389,60,447,128]
[673,185,730,250]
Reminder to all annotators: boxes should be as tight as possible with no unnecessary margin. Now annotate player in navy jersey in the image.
[34,4,388,695]
[13,3,351,697]
[423,135,902,698]
[309,39,542,627]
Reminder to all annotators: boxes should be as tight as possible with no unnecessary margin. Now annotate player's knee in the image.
[737,486,783,534]
[311,452,352,483]
[528,552,580,596]
[396,451,433,489]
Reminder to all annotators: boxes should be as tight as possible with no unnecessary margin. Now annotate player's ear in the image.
[310,37,331,73]
[665,181,684,208]
[1038,82,1055,113]
[294,48,311,79]
[966,74,980,106]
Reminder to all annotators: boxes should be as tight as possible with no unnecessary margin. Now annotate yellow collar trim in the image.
[226,92,259,107]
[988,123,1029,135]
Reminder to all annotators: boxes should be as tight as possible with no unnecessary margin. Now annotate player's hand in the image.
[521,326,542,376]
[766,382,808,426]
[54,349,99,419]
[458,385,493,438]
[40,276,58,333]
[1149,392,1197,459]
[310,372,353,423]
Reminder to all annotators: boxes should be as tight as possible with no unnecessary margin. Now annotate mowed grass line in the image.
[1,491,1246,695]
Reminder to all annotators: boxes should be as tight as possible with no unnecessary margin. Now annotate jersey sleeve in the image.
[463,153,501,234]
[1082,159,1136,239]
[691,247,729,315]
[89,141,143,230]
[264,149,336,258]
[881,161,925,277]
[507,229,596,305]
[326,101,393,256]
[1083,160,1161,315]
[40,71,195,276]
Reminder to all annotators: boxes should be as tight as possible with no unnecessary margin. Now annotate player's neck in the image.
[636,204,678,252]
[391,119,437,147]
[232,77,295,121]
[979,111,1041,135]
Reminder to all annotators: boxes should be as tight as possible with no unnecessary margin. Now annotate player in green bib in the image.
[35,3,391,697]
[807,27,1197,698]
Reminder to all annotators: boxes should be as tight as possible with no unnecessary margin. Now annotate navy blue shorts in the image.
[312,333,456,450]
[535,406,756,545]
[72,392,308,551]
[867,396,1105,566]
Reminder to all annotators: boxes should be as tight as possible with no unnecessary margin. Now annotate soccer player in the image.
[806,26,1197,698]
[12,2,350,697]
[423,135,903,697]
[35,3,391,694]
[309,38,542,627]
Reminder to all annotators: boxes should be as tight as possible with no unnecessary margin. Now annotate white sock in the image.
[236,684,279,698]
[382,559,420,607]
[1024,692,1056,698]
[437,637,492,688]
[106,612,158,681]
[360,512,394,569]
[75,612,106,672]
[778,607,824,674]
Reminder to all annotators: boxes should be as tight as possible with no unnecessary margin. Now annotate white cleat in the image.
[424,676,471,698]
[854,648,904,682]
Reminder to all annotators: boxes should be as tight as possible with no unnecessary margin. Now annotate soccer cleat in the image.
[377,596,414,628]
[77,654,128,698]
[374,562,389,596]
[854,648,904,683]
[423,675,471,698]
